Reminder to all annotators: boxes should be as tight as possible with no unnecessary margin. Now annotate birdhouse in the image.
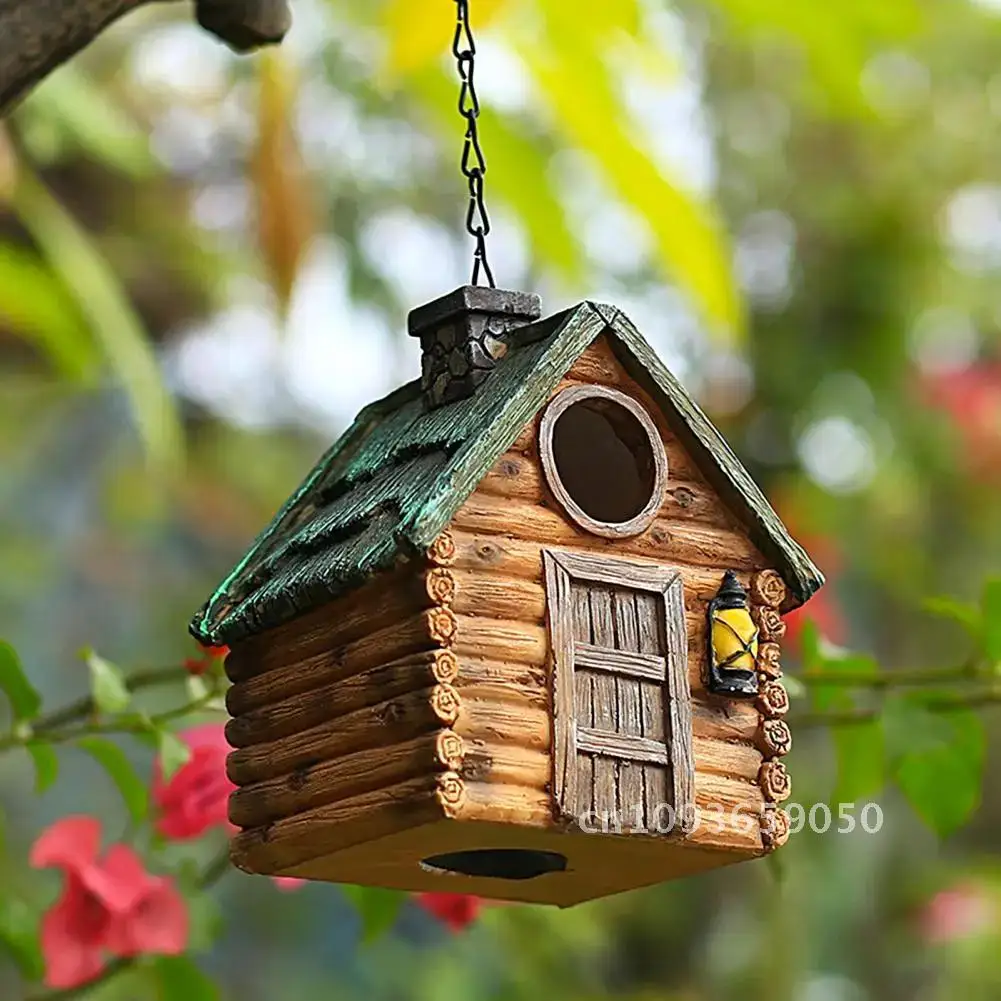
[190,287,824,907]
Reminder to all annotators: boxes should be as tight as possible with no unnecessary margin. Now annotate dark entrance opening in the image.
[550,396,658,525]
[419,848,567,880]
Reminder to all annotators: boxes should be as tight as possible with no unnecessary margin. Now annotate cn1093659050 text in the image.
[576,801,884,837]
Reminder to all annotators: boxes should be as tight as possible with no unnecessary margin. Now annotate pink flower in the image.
[153,725,235,841]
[184,644,229,676]
[415,892,484,932]
[271,876,306,892]
[151,725,307,890]
[920,881,997,944]
[30,817,187,989]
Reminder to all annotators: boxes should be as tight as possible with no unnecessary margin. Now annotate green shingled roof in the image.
[190,301,823,646]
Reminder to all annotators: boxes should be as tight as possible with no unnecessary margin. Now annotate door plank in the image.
[612,592,644,830]
[588,587,618,825]
[542,552,576,819]
[570,582,594,821]
[573,643,666,681]
[636,591,670,827]
[663,575,695,833]
[577,727,670,766]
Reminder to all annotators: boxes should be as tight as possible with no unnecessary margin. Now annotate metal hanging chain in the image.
[452,0,496,288]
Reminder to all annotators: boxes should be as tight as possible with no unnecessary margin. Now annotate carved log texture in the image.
[755,719,792,758]
[757,642,782,680]
[748,583,790,838]
[759,760,792,803]
[761,805,791,850]
[425,568,456,605]
[753,606,786,642]
[757,680,790,719]
[427,530,457,566]
[0,0,290,114]
[436,771,466,815]
[751,570,787,609]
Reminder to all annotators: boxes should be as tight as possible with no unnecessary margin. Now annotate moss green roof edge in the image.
[190,300,822,647]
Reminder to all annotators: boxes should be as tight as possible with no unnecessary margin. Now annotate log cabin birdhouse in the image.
[190,287,824,907]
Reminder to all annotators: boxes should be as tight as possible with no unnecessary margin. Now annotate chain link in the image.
[452,0,495,288]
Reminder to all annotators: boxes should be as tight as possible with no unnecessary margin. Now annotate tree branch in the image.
[0,0,291,115]
[797,664,981,689]
[792,689,1001,728]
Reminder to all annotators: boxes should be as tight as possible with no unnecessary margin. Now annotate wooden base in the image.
[238,812,761,908]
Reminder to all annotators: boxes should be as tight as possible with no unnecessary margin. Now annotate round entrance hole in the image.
[539,385,667,537]
[419,848,568,881]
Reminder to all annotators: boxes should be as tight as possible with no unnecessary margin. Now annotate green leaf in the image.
[518,10,743,338]
[0,244,99,381]
[806,639,879,713]
[185,675,211,704]
[0,641,41,721]
[77,736,149,825]
[25,741,59,793]
[341,885,404,942]
[980,579,1001,662]
[714,0,922,115]
[781,675,806,700]
[157,729,192,782]
[21,65,155,179]
[922,595,981,636]
[382,0,508,76]
[832,718,885,803]
[84,648,131,714]
[183,891,224,955]
[0,897,44,980]
[153,955,220,1001]
[798,619,822,670]
[11,168,183,472]
[885,699,985,837]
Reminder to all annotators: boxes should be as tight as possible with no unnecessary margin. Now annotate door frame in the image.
[542,549,695,835]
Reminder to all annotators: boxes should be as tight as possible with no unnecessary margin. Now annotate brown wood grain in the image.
[451,615,548,665]
[635,591,670,826]
[613,590,645,831]
[225,686,447,782]
[573,643,666,682]
[458,741,550,787]
[449,569,547,620]
[543,549,576,820]
[451,699,552,752]
[662,574,695,834]
[446,529,750,603]
[693,736,763,781]
[226,564,423,682]
[229,732,445,828]
[451,494,763,572]
[587,586,619,822]
[225,615,441,747]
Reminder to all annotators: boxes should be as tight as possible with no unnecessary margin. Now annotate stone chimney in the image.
[408,286,542,409]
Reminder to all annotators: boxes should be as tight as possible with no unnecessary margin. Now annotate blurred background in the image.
[2,0,1001,997]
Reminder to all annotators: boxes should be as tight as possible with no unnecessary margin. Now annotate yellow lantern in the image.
[707,571,759,697]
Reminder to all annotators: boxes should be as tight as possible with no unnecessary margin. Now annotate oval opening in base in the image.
[419,848,568,881]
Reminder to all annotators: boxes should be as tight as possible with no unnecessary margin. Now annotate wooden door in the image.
[543,550,694,836]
